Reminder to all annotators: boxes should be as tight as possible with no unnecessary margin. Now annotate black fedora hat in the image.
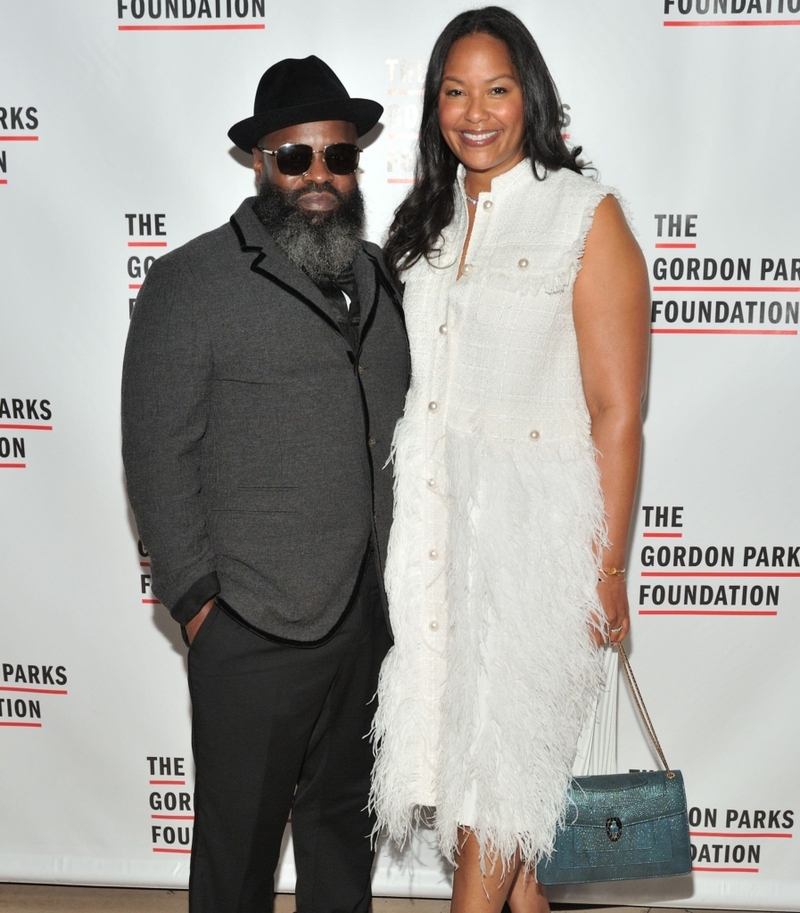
[228,56,383,152]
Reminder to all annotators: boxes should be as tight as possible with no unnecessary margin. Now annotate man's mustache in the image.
[292,183,346,203]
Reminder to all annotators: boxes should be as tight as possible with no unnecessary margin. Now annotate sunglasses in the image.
[257,142,361,176]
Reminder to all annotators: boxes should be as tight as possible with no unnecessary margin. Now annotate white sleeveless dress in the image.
[370,160,622,869]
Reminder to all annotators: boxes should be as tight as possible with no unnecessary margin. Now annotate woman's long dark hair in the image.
[384,6,584,284]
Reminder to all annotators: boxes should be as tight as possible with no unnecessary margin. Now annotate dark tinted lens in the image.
[323,144,360,175]
[275,144,313,175]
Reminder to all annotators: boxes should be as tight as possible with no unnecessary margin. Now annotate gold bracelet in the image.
[598,566,626,583]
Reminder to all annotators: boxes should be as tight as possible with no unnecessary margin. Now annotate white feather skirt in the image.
[371,423,607,870]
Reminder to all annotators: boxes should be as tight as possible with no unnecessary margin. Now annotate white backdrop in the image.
[1,0,799,909]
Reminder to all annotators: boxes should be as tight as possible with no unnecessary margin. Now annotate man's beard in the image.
[253,178,365,283]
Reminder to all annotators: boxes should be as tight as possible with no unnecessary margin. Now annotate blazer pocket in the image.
[210,486,299,514]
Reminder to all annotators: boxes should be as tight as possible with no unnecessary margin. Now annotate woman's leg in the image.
[449,828,550,913]
[506,865,549,913]
[450,828,514,913]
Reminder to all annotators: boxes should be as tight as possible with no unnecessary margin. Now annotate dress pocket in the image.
[472,280,564,335]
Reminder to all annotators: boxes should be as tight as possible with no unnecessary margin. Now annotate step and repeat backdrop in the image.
[1,0,799,909]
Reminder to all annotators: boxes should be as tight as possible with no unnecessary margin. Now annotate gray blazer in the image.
[122,198,410,642]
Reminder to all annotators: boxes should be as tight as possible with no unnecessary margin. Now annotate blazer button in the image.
[368,436,377,447]
[358,364,364,375]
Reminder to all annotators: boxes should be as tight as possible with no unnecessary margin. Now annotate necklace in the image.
[465,192,478,206]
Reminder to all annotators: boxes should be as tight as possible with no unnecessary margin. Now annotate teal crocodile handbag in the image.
[537,643,692,884]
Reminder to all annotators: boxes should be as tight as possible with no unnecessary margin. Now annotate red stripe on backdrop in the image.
[693,866,760,873]
[691,831,792,839]
[651,329,798,335]
[152,848,192,854]
[0,722,42,728]
[150,780,186,785]
[639,611,777,617]
[0,424,52,430]
[665,19,800,26]
[128,242,168,247]
[642,533,683,538]
[118,24,264,31]
[0,687,67,695]
[655,243,696,249]
[640,572,800,577]
[0,464,26,469]
[0,136,38,141]
[653,285,800,292]
[151,815,195,820]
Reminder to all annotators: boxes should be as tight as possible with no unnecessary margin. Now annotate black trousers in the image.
[187,556,391,913]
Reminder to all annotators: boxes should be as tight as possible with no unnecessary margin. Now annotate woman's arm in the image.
[573,194,651,645]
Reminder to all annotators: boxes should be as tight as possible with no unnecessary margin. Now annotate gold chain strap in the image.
[617,642,674,779]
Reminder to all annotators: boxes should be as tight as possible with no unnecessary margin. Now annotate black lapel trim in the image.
[357,262,380,355]
[229,216,352,354]
[362,248,407,337]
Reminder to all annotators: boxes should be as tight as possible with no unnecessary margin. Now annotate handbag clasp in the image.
[606,817,623,842]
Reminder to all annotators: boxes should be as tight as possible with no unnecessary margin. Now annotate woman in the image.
[370,7,650,913]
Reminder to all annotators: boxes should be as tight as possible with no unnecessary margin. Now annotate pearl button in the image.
[529,429,540,441]
[483,200,493,211]
[428,401,439,412]
[462,264,473,275]
[427,478,437,488]
[429,549,439,560]
[439,324,448,335]
[518,258,529,269]
[429,620,439,631]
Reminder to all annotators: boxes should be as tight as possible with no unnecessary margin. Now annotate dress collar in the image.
[456,158,534,203]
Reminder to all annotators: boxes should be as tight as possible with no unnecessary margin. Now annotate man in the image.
[121,56,409,913]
